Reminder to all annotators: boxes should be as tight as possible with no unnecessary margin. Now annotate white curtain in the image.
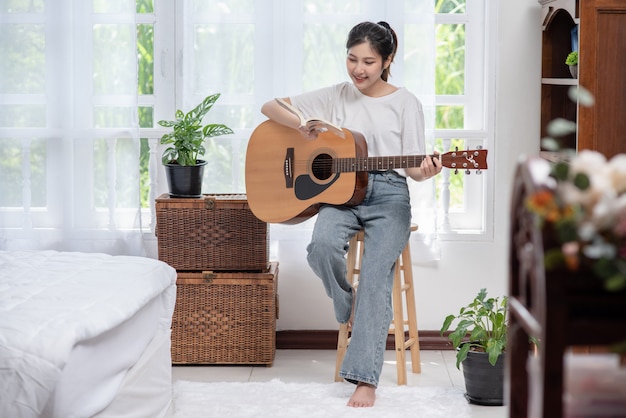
[401,1,440,262]
[0,0,144,254]
[180,0,438,261]
[0,0,436,259]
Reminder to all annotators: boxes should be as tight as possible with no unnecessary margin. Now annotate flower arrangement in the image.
[526,150,626,291]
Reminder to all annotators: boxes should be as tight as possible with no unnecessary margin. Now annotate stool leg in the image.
[402,243,421,373]
[392,261,408,385]
[335,323,349,382]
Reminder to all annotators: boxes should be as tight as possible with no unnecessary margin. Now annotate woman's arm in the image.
[261,97,318,139]
[261,98,301,129]
[406,151,442,182]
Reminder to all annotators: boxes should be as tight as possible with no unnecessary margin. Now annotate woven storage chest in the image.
[155,193,269,271]
[171,262,278,365]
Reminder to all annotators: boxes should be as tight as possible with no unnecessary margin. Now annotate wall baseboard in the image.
[276,330,453,351]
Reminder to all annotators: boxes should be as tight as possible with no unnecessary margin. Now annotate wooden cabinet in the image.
[508,157,626,418]
[578,0,626,158]
[539,0,578,151]
[539,0,626,158]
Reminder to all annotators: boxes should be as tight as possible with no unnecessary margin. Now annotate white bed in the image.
[0,250,177,418]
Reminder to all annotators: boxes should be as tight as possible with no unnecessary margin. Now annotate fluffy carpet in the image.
[172,379,471,418]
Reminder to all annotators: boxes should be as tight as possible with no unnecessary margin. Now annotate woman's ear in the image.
[383,56,393,70]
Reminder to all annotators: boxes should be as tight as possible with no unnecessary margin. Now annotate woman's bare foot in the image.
[347,382,376,407]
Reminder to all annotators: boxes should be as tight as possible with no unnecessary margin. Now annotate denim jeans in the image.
[306,171,412,387]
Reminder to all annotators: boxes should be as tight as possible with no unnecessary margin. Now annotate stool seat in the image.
[334,224,421,385]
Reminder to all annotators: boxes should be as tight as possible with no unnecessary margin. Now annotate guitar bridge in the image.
[284,148,294,188]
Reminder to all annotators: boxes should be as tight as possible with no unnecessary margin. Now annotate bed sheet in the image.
[44,283,176,417]
[0,250,177,418]
[94,326,173,418]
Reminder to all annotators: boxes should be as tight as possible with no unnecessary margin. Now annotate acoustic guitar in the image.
[245,120,488,224]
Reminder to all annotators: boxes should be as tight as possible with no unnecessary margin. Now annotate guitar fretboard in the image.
[334,155,431,173]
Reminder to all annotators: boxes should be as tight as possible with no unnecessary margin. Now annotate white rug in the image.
[172,379,471,418]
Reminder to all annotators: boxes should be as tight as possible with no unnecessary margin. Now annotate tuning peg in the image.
[476,145,483,150]
[476,170,482,175]
[454,169,459,175]
[465,169,471,175]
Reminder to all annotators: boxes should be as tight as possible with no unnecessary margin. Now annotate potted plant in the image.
[158,93,233,197]
[440,288,508,406]
[565,51,578,79]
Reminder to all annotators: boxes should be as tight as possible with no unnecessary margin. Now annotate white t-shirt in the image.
[290,81,425,177]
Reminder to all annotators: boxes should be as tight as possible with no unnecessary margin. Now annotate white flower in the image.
[561,150,612,211]
[568,150,606,176]
[616,194,626,213]
[608,154,626,194]
[591,192,620,230]
[577,221,596,242]
[583,238,616,259]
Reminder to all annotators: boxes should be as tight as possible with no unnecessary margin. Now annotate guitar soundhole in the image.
[312,154,333,181]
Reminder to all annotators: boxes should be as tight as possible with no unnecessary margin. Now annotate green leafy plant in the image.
[158,93,234,166]
[440,288,508,369]
[565,51,578,66]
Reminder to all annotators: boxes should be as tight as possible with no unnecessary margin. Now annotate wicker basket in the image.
[155,193,269,271]
[171,263,278,365]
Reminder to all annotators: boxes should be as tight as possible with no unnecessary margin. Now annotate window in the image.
[434,0,492,236]
[156,0,493,237]
[0,0,494,249]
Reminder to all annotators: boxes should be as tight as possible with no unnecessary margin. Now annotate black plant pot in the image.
[461,350,505,406]
[164,160,207,198]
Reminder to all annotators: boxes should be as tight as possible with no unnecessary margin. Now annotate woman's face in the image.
[346,41,390,95]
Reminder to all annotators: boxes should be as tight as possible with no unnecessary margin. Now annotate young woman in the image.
[261,21,442,408]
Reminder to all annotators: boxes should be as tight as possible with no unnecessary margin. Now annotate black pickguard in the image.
[294,173,340,200]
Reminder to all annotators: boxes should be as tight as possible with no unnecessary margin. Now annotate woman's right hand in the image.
[299,121,327,139]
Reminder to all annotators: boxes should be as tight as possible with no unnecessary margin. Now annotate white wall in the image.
[271,0,543,332]
[146,1,543,332]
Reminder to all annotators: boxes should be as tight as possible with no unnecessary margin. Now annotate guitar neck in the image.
[334,155,432,172]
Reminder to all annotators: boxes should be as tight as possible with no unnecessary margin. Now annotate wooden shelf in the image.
[539,2,577,151]
[539,0,626,158]
[541,77,577,86]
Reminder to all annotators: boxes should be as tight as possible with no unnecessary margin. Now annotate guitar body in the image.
[245,120,368,224]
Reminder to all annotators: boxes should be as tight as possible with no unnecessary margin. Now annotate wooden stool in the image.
[334,224,421,385]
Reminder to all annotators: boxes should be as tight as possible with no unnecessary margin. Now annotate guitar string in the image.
[287,153,486,172]
[290,155,433,172]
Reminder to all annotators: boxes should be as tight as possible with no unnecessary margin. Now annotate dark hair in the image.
[346,21,398,81]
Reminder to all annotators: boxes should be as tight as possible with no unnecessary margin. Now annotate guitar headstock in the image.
[441,147,488,174]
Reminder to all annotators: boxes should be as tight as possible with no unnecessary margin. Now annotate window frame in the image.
[1,0,495,243]
[433,0,495,240]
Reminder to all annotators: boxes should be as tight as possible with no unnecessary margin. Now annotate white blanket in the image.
[0,250,177,418]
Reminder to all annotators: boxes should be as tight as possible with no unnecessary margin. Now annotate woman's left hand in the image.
[418,150,442,181]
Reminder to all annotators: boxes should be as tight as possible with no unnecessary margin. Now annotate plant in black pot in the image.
[565,51,578,79]
[158,93,233,197]
[440,288,508,406]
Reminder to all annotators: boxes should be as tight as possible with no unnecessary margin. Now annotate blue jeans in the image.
[306,171,412,387]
